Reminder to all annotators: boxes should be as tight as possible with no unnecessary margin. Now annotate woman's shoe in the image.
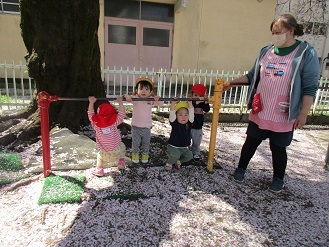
[269,177,284,193]
[233,168,245,182]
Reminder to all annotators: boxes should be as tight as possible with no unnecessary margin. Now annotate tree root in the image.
[0,109,41,150]
[0,174,43,193]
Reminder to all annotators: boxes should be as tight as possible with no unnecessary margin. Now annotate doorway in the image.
[104,1,174,73]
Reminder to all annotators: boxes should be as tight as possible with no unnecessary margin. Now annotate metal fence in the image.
[1,62,329,115]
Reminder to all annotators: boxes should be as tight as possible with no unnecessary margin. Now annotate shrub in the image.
[0,151,24,171]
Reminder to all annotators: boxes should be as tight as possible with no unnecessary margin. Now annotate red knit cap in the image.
[191,84,207,96]
[91,103,117,128]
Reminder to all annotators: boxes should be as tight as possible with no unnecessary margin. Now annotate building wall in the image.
[0,14,27,64]
[5,0,321,76]
[0,4,106,78]
[172,0,277,71]
[171,0,202,70]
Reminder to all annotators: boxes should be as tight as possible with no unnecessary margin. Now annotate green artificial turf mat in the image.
[38,175,86,205]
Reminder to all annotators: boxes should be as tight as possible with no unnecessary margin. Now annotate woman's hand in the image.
[294,95,313,129]
[294,113,307,129]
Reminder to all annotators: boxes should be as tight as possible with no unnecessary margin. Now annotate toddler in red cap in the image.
[88,96,126,176]
[190,84,210,162]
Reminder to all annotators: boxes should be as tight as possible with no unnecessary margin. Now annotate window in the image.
[141,2,174,23]
[105,0,174,23]
[108,25,136,45]
[143,28,170,47]
[304,22,327,36]
[317,23,327,36]
[0,0,19,14]
[105,0,139,19]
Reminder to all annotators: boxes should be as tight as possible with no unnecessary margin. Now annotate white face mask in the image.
[272,32,288,48]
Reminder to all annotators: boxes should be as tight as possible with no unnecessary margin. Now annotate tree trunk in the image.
[20,0,105,131]
[0,0,105,149]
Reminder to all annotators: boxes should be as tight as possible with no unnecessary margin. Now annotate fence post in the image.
[313,78,322,114]
[158,68,163,97]
[37,91,58,177]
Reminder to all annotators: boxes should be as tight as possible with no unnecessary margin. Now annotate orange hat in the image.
[92,103,117,128]
[191,84,207,96]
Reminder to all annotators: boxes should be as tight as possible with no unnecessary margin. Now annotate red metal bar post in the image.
[37,91,58,177]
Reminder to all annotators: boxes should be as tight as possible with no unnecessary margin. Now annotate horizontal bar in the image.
[229,81,250,86]
[56,97,203,102]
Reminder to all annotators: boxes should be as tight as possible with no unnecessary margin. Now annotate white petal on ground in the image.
[0,119,328,246]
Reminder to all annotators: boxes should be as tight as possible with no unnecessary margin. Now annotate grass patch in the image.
[38,175,86,205]
[0,151,24,171]
[0,151,29,186]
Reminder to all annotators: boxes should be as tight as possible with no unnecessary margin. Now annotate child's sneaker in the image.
[132,153,139,163]
[117,158,127,170]
[175,160,181,169]
[193,154,200,161]
[141,153,149,163]
[165,163,172,171]
[92,166,104,177]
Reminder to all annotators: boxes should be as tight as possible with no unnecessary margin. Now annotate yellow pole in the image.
[207,78,230,172]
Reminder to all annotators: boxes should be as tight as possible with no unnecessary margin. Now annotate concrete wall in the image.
[0,0,279,76]
[0,14,27,64]
[0,4,106,78]
[171,0,277,71]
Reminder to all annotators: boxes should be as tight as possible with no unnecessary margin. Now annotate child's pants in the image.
[97,142,126,167]
[166,144,193,165]
[191,129,203,155]
[131,126,151,154]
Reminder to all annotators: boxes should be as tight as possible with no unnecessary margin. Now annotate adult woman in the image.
[229,14,320,192]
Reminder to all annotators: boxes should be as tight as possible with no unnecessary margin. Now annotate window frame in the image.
[0,0,20,14]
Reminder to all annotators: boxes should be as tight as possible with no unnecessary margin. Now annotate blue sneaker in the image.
[233,168,246,182]
[269,177,284,193]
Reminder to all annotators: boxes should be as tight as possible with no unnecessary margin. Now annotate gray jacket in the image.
[246,41,320,121]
